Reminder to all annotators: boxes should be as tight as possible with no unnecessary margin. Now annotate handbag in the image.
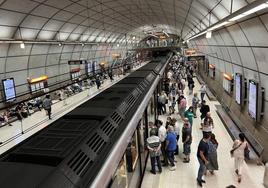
[244,143,250,160]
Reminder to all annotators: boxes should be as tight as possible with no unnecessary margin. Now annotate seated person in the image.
[1,111,11,126]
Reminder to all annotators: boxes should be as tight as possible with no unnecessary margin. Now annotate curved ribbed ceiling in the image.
[0,0,255,43]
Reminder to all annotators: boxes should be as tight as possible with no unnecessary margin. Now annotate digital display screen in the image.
[248,80,257,119]
[2,78,16,102]
[235,74,241,104]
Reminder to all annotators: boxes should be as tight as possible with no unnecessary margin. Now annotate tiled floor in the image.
[0,62,147,155]
[141,78,265,188]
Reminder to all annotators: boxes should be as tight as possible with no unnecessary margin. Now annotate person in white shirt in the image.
[172,118,180,155]
[157,120,168,166]
[200,83,206,102]
[231,133,249,183]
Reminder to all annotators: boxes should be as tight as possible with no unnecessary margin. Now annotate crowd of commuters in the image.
[0,71,116,127]
[148,56,249,187]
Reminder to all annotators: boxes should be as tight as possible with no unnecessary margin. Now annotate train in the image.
[0,50,173,188]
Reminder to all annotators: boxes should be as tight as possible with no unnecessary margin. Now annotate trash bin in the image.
[264,163,268,187]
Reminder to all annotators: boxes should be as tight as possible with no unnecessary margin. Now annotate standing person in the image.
[196,133,211,187]
[231,133,249,183]
[158,120,168,166]
[165,126,177,171]
[43,94,52,120]
[95,75,101,89]
[168,95,173,115]
[201,112,214,136]
[171,97,176,114]
[184,106,194,128]
[207,133,219,175]
[59,89,67,106]
[200,100,210,120]
[147,131,162,174]
[182,119,192,163]
[159,91,167,114]
[192,92,200,118]
[180,78,186,94]
[172,118,180,155]
[149,121,158,136]
[178,96,187,119]
[188,76,195,95]
[200,83,206,102]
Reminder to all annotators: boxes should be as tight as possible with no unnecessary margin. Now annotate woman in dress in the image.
[207,133,219,174]
[232,133,248,183]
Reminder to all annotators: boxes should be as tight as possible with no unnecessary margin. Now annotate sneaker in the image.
[201,179,206,183]
[150,170,156,175]
[169,166,176,171]
[238,176,241,183]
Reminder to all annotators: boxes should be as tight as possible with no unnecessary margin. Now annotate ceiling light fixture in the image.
[20,42,25,49]
[206,30,212,38]
[208,21,230,31]
[58,43,62,47]
[186,1,268,42]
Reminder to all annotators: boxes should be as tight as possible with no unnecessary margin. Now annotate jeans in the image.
[197,157,206,181]
[161,141,168,165]
[150,155,162,172]
[166,150,175,166]
[46,108,52,119]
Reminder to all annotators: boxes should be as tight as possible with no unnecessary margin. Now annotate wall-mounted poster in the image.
[2,78,16,102]
[235,73,242,104]
[248,80,258,120]
[223,73,233,94]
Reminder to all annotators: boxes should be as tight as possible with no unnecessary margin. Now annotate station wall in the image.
[0,43,126,108]
[189,14,268,161]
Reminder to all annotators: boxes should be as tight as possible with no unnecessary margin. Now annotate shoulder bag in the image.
[244,142,250,160]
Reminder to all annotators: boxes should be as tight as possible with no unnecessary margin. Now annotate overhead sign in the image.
[68,60,86,65]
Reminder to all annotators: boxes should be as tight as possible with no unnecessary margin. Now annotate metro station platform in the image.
[141,78,265,188]
[0,62,147,155]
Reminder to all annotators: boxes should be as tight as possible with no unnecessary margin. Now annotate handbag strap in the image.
[232,142,242,152]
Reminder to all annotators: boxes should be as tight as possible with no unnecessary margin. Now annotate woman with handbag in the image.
[231,133,249,183]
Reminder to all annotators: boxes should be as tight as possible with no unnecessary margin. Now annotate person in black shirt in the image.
[196,133,211,187]
[200,100,210,120]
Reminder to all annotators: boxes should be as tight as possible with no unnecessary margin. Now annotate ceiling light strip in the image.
[186,0,268,42]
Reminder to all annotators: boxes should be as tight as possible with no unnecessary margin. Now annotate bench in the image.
[215,105,264,164]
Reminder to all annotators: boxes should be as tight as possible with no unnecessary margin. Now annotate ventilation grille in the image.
[86,133,105,153]
[146,73,155,83]
[67,150,93,176]
[100,120,116,137]
[118,102,128,114]
[117,89,140,115]
[111,111,123,124]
